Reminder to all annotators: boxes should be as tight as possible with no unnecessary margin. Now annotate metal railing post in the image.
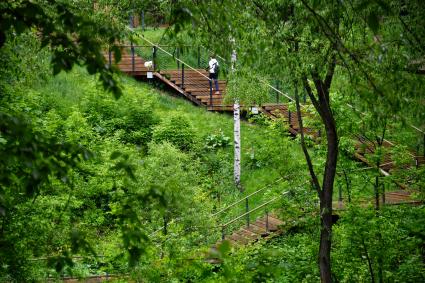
[131,42,135,73]
[338,183,343,209]
[209,80,213,106]
[276,81,280,103]
[381,182,386,205]
[108,49,112,68]
[288,110,292,126]
[153,46,157,71]
[182,63,185,89]
[197,46,201,68]
[265,209,269,232]
[245,198,250,228]
[141,10,145,31]
[163,216,167,236]
[176,48,180,70]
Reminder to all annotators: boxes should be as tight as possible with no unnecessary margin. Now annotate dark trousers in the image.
[209,73,219,91]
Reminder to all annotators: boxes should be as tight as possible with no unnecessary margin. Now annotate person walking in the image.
[208,54,220,94]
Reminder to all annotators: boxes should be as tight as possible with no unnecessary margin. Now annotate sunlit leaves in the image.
[0,0,125,98]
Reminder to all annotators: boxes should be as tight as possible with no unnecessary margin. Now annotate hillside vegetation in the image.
[1,1,424,282]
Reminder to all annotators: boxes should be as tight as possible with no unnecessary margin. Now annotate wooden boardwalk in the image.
[106,50,425,175]
[110,52,423,174]
[104,51,310,134]
[107,52,423,247]
[221,214,284,246]
[333,190,421,210]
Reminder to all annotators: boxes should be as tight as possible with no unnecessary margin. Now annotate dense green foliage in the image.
[0,36,306,279]
[0,1,424,282]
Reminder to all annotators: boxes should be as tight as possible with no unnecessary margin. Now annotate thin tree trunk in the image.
[231,48,242,192]
[234,101,242,191]
[319,116,338,283]
[374,121,387,210]
[301,54,338,282]
[342,169,351,203]
[362,238,375,283]
[296,76,337,282]
[374,174,380,210]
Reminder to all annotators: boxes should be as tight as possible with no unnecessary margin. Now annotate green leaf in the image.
[367,12,380,34]
[110,151,121,160]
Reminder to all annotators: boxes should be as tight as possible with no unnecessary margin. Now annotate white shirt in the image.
[208,58,219,73]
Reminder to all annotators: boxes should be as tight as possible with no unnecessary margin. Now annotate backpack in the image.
[213,63,220,74]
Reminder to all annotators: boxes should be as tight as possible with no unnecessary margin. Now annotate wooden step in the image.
[207,105,234,111]
[255,219,279,232]
[194,94,223,98]
[217,214,286,247]
[239,227,260,239]
[199,98,224,103]
[188,90,227,96]
[169,76,211,82]
[172,79,226,85]
[120,71,148,76]
[190,92,226,97]
[199,99,225,103]
[246,223,269,236]
[115,61,146,66]
[228,233,250,245]
[185,87,227,93]
[161,70,209,77]
[162,69,208,73]
[119,68,149,72]
[177,83,227,89]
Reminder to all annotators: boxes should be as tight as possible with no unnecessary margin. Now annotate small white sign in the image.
[251,107,259,114]
[147,71,153,79]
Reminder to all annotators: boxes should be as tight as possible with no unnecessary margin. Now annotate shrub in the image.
[152,114,197,151]
[204,130,230,150]
[84,94,158,147]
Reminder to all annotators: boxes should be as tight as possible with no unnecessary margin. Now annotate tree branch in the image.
[295,81,322,195]
[299,0,394,109]
[302,75,322,116]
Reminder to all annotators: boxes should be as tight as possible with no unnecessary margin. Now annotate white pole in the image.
[231,49,242,191]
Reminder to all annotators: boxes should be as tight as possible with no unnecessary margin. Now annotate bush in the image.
[152,114,197,151]
[204,130,230,150]
[84,93,158,147]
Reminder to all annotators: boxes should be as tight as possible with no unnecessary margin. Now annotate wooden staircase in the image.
[159,69,228,108]
[104,52,149,76]
[108,49,424,180]
[223,214,283,246]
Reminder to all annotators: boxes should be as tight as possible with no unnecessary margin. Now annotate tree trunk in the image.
[234,101,242,191]
[319,205,333,283]
[362,238,376,283]
[300,57,338,282]
[319,113,338,283]
[231,49,242,192]
[296,75,338,282]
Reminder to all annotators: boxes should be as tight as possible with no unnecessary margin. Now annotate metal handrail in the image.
[199,45,300,106]
[221,192,288,228]
[129,29,211,81]
[118,44,195,48]
[149,176,297,240]
[148,218,179,238]
[211,176,285,217]
[149,176,286,238]
[347,104,424,136]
